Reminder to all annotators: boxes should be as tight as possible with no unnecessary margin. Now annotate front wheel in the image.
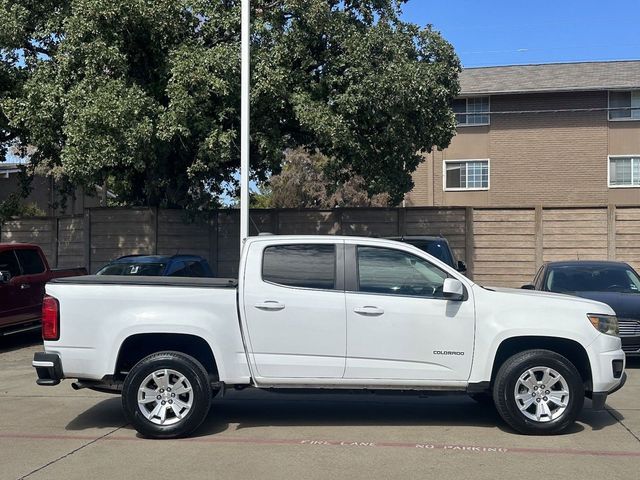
[122,351,212,439]
[493,349,584,435]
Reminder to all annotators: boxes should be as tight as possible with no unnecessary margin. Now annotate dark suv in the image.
[387,236,467,273]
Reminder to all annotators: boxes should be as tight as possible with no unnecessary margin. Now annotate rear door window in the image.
[0,251,21,277]
[15,249,45,275]
[262,244,336,290]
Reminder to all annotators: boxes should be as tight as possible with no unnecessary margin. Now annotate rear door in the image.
[242,240,346,379]
[0,249,29,327]
[13,248,48,321]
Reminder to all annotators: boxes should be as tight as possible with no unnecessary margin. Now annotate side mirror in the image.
[0,270,11,284]
[521,284,536,290]
[457,261,467,273]
[443,278,465,301]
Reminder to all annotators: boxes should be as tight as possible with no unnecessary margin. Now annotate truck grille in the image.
[618,318,640,337]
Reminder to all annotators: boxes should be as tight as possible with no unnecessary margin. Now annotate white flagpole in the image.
[240,0,250,249]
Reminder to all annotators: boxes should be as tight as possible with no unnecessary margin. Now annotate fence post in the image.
[51,217,59,268]
[535,205,544,268]
[465,207,474,279]
[209,211,218,277]
[150,207,159,255]
[397,207,406,236]
[608,204,616,260]
[83,209,91,273]
[271,209,279,235]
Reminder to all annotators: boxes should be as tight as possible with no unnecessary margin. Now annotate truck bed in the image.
[50,275,238,288]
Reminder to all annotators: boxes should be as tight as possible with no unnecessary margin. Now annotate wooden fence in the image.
[1,205,637,287]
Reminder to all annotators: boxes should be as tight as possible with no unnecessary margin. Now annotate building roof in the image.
[460,60,640,96]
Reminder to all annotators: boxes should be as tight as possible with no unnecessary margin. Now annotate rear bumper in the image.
[32,352,63,386]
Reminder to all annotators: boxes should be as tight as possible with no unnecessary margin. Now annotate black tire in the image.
[122,351,212,439]
[469,392,494,406]
[493,349,584,435]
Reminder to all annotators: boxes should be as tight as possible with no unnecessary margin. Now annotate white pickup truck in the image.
[33,235,626,438]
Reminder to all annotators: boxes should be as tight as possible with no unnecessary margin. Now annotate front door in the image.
[14,248,48,321]
[242,240,346,379]
[344,244,475,381]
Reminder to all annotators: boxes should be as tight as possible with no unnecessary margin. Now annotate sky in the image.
[401,0,640,67]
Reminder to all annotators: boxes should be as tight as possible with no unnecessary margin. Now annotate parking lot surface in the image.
[2,332,639,480]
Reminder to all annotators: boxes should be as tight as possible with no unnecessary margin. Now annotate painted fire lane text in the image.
[299,440,508,453]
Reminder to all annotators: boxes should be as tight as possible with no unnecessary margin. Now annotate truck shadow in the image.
[65,390,622,437]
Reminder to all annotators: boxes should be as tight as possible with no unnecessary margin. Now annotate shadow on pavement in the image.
[193,391,584,437]
[65,387,628,438]
[0,329,41,354]
[66,397,126,431]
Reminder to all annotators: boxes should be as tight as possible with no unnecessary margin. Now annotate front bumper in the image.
[589,372,627,410]
[32,352,63,386]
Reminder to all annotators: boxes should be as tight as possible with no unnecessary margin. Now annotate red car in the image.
[0,244,87,335]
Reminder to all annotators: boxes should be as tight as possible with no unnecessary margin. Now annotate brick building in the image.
[406,60,640,207]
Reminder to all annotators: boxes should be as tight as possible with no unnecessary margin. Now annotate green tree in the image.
[266,148,389,208]
[0,0,460,210]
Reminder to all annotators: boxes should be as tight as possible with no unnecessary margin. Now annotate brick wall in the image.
[407,91,640,207]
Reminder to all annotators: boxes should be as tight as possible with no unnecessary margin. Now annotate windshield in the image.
[401,240,454,267]
[96,263,166,276]
[546,265,640,294]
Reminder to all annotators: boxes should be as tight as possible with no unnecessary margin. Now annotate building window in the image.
[609,91,640,120]
[445,160,489,191]
[453,97,490,126]
[609,156,640,187]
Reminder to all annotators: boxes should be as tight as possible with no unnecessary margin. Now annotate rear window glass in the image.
[97,263,166,276]
[403,240,454,267]
[546,264,640,293]
[262,244,336,290]
[15,249,45,274]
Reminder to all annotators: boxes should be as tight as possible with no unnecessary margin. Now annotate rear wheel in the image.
[493,349,584,435]
[122,351,212,439]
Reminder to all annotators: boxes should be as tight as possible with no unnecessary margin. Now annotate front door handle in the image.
[19,284,31,290]
[353,306,384,316]
[254,301,285,311]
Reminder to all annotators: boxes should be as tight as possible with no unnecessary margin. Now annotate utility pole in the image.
[240,0,250,250]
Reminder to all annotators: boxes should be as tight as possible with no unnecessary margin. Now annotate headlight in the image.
[587,314,619,336]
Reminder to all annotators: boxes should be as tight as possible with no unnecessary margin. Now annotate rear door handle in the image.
[19,284,31,290]
[353,306,384,316]
[254,301,285,311]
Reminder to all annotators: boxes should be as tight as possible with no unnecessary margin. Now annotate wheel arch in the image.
[114,333,218,381]
[490,336,592,389]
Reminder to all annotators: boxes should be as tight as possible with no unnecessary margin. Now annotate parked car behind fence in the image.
[96,254,214,278]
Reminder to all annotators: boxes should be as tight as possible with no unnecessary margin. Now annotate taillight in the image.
[42,295,60,341]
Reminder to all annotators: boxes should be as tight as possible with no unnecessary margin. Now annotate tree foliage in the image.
[0,0,460,210]
[266,148,389,208]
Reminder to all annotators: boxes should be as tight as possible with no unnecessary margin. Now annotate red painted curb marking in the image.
[1,432,639,458]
